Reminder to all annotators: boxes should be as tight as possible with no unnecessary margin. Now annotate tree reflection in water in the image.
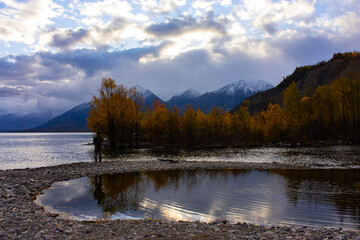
[93,175,105,205]
[90,172,146,215]
[40,168,359,228]
[89,170,249,216]
[271,169,360,226]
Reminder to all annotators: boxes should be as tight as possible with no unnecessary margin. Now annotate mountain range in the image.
[0,79,272,132]
[169,80,273,112]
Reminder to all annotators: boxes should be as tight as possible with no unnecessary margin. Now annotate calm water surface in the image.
[1,133,360,169]
[36,169,360,229]
[0,133,93,170]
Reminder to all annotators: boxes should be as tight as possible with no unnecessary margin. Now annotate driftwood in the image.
[158,158,180,163]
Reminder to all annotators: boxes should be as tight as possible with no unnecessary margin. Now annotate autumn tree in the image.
[208,107,224,146]
[130,87,144,147]
[283,81,304,142]
[263,103,285,142]
[182,106,197,147]
[167,106,182,146]
[87,78,142,147]
[233,100,254,145]
[308,84,337,140]
[336,61,360,140]
[195,109,208,147]
[144,100,169,145]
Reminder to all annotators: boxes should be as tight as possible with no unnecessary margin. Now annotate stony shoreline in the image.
[1,160,359,239]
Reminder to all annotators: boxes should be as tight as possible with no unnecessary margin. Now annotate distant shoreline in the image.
[2,130,358,148]
[0,130,91,133]
[1,160,359,239]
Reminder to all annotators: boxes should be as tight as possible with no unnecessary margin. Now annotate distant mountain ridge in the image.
[167,80,273,112]
[0,112,54,132]
[167,88,201,109]
[233,53,360,114]
[31,102,91,132]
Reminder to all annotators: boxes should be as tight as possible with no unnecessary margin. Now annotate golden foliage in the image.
[87,78,143,147]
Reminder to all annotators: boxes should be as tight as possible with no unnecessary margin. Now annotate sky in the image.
[0,0,360,115]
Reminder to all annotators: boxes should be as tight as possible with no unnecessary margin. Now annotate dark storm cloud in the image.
[0,54,80,87]
[0,87,22,97]
[0,43,167,86]
[51,28,90,49]
[0,55,36,82]
[40,43,166,76]
[146,12,227,37]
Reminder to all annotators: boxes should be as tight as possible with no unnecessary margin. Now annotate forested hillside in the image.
[233,52,360,114]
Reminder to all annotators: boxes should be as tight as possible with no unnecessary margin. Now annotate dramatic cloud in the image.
[0,0,359,115]
[47,17,152,51]
[42,44,167,75]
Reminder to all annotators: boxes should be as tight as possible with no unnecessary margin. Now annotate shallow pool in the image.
[36,169,360,229]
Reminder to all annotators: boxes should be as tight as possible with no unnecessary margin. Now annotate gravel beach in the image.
[1,160,360,239]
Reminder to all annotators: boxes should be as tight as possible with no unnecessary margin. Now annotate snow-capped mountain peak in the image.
[175,88,201,98]
[133,85,146,92]
[247,79,274,92]
[215,79,272,96]
[169,88,201,103]
[133,85,155,99]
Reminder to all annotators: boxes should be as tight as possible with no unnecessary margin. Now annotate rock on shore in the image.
[0,160,359,239]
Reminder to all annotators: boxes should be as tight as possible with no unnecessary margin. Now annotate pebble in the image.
[1,160,359,239]
[263,230,275,237]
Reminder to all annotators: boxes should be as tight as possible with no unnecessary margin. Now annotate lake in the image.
[1,133,360,170]
[36,169,360,229]
[0,133,94,170]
